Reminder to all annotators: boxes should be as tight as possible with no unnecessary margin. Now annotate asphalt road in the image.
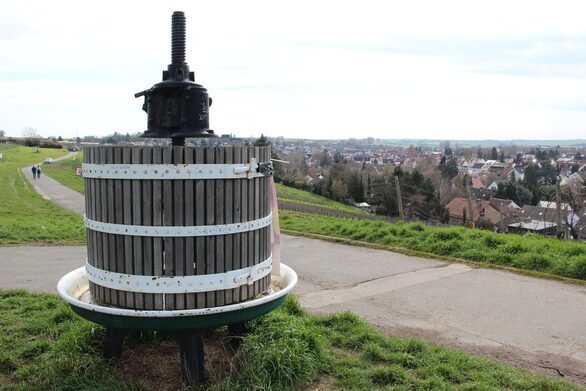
[5,157,586,386]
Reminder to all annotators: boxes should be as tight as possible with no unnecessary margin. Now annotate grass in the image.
[1,290,581,390]
[275,183,368,214]
[42,152,84,194]
[0,145,85,246]
[280,210,586,282]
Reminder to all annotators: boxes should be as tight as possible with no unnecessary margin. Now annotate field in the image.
[280,211,586,282]
[0,145,84,246]
[42,152,84,194]
[275,183,368,215]
[0,290,580,391]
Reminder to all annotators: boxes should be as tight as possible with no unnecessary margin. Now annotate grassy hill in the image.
[280,211,586,282]
[0,145,84,246]
[42,152,84,194]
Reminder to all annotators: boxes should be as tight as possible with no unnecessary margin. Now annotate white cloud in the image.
[1,0,586,139]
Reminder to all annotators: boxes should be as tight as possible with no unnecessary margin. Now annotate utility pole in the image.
[394,175,404,220]
[466,178,475,227]
[556,176,562,238]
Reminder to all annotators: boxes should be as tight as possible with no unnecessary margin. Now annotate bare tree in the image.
[0,130,5,137]
[22,127,39,138]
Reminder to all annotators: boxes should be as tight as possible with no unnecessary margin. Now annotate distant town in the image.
[2,130,585,241]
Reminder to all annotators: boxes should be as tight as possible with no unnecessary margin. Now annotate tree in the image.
[500,151,505,163]
[333,150,344,164]
[254,134,270,146]
[22,127,39,138]
[320,149,332,167]
[491,147,498,160]
[438,157,458,180]
[331,179,347,201]
[0,130,5,137]
[347,171,365,202]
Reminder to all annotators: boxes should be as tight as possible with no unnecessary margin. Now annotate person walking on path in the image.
[31,165,37,179]
[36,165,42,179]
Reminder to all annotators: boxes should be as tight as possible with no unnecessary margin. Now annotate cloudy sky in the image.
[1,0,586,140]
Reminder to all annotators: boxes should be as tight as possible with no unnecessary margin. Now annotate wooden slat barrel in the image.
[83,146,273,310]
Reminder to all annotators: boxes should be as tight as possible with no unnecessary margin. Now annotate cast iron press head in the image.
[135,11,216,145]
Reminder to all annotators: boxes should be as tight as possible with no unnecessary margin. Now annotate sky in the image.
[1,0,586,140]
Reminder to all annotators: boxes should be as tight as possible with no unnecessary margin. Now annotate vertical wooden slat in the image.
[195,147,206,309]
[240,147,249,301]
[215,147,225,306]
[132,147,144,309]
[224,148,234,305]
[122,146,134,308]
[205,147,216,307]
[232,147,242,303]
[248,147,256,298]
[142,147,154,310]
[93,148,103,303]
[163,147,175,310]
[254,146,261,297]
[152,147,164,310]
[173,146,186,310]
[99,147,110,303]
[114,147,125,307]
[85,149,94,298]
[184,147,196,309]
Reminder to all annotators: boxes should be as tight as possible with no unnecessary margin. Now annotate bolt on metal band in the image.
[85,255,272,294]
[81,161,273,180]
[84,213,272,237]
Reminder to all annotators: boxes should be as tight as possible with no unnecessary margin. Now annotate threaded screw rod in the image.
[171,11,186,64]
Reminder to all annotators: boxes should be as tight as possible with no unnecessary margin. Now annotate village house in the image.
[445,197,501,226]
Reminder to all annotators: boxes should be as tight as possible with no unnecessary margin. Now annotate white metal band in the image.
[86,255,272,294]
[81,162,269,180]
[84,213,272,237]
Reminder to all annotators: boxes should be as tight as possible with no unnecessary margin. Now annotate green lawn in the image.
[42,152,84,194]
[0,145,85,246]
[1,290,580,390]
[280,211,586,282]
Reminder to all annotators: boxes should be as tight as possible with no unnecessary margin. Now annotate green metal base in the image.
[70,295,287,331]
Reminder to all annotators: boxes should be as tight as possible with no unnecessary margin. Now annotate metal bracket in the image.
[86,256,272,294]
[84,213,272,237]
[81,162,272,180]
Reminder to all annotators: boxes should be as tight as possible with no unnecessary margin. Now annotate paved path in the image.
[11,161,586,385]
[21,152,85,215]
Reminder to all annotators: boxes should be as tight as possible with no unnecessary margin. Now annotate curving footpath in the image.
[1,163,585,386]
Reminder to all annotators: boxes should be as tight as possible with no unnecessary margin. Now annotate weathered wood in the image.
[194,147,206,309]
[99,147,110,303]
[231,147,242,303]
[122,147,134,308]
[215,147,225,306]
[224,148,233,305]
[152,147,164,309]
[173,146,186,310]
[205,147,216,308]
[114,147,125,307]
[163,147,174,310]
[240,147,249,301]
[142,148,154,310]
[184,148,196,308]
[87,146,272,310]
[132,147,144,309]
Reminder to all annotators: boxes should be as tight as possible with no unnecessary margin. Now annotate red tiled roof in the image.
[445,197,497,221]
